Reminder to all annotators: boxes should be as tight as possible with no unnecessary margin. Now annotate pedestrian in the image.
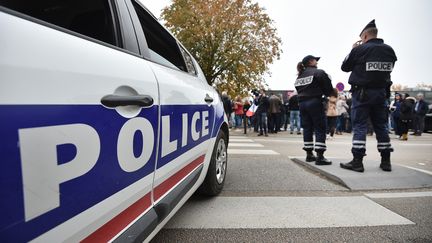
[288,92,301,134]
[389,93,402,138]
[336,94,349,134]
[243,98,252,129]
[340,19,397,172]
[233,96,244,129]
[399,93,415,140]
[295,55,334,165]
[253,92,260,132]
[268,93,282,133]
[283,99,290,131]
[345,95,353,133]
[278,94,285,131]
[255,89,269,136]
[221,91,233,128]
[326,88,338,139]
[411,93,429,136]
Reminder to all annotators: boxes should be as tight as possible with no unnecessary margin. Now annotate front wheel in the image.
[198,130,228,196]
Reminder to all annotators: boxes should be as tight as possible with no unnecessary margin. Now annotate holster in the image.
[358,88,368,102]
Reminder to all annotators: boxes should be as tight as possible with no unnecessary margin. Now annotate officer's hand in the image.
[352,40,362,49]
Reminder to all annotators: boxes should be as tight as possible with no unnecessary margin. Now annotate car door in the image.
[127,0,215,220]
[0,1,159,242]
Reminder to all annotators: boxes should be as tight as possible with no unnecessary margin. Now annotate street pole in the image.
[244,115,247,134]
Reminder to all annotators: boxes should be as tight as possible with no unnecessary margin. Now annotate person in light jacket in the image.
[336,95,349,134]
[326,88,339,139]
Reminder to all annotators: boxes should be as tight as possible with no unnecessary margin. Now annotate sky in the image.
[140,0,432,90]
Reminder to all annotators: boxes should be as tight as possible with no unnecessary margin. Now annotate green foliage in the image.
[161,0,282,96]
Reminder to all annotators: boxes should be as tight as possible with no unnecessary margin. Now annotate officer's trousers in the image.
[299,98,326,152]
[351,89,393,157]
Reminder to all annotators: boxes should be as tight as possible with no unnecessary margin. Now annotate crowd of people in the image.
[221,89,429,141]
[389,92,429,140]
[221,90,288,137]
[220,89,357,139]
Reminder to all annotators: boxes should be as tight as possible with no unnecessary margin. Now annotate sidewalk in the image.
[291,157,432,191]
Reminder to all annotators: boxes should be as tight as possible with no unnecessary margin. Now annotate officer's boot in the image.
[315,151,332,165]
[340,155,364,172]
[380,152,392,172]
[305,151,316,162]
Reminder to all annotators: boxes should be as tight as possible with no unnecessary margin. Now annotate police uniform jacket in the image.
[295,67,333,101]
[342,38,397,89]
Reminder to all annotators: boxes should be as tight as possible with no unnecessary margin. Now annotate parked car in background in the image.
[424,104,432,132]
[0,0,228,242]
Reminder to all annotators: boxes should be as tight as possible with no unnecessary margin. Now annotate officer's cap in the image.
[360,19,376,37]
[302,55,320,66]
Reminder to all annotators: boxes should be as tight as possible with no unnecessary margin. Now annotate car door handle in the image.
[204,94,213,103]
[101,94,154,108]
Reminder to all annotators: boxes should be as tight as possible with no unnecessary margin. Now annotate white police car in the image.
[0,1,229,242]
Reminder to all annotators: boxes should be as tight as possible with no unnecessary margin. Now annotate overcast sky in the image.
[140,0,432,90]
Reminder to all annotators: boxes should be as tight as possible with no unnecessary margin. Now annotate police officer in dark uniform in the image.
[295,55,334,165]
[340,20,397,172]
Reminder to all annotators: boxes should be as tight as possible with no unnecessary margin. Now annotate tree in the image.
[161,0,282,96]
[391,83,408,91]
[416,82,432,90]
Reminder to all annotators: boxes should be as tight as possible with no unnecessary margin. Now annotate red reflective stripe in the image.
[82,154,205,242]
[81,193,151,243]
[154,154,205,201]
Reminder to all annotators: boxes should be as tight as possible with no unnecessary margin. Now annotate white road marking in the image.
[228,143,264,147]
[228,149,279,155]
[165,196,414,229]
[253,139,302,143]
[398,143,432,146]
[365,191,432,199]
[254,139,432,147]
[289,156,338,160]
[397,165,432,176]
[229,138,280,155]
[230,139,254,143]
[230,136,250,139]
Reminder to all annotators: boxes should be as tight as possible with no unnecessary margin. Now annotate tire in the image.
[198,129,228,196]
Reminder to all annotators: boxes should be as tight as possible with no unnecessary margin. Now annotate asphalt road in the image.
[152,129,432,242]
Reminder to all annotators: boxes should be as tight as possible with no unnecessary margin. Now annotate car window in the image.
[148,49,179,70]
[0,0,116,46]
[180,45,197,75]
[131,1,187,72]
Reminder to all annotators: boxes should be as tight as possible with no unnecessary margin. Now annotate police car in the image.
[0,1,229,242]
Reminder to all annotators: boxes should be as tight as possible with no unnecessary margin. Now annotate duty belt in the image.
[351,84,386,91]
[298,95,322,102]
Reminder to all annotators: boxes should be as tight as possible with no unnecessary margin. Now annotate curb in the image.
[291,157,351,190]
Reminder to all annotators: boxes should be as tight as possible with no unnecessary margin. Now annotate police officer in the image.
[340,19,397,172]
[295,55,333,165]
